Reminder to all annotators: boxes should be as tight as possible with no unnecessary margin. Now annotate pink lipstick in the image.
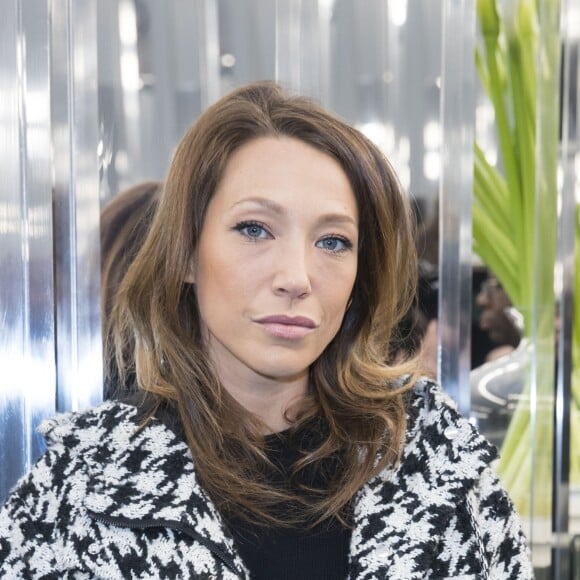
[255,315,316,340]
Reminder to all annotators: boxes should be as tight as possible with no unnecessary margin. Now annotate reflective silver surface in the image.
[0,0,55,500]
[438,0,474,416]
[552,0,576,575]
[51,0,103,414]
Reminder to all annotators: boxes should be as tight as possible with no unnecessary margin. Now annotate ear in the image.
[184,259,196,284]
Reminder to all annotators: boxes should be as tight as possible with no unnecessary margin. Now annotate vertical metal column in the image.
[275,0,325,97]
[198,0,221,108]
[275,0,303,90]
[529,0,560,565]
[51,0,102,413]
[438,0,475,415]
[317,0,333,106]
[117,0,142,186]
[0,0,55,502]
[553,0,574,576]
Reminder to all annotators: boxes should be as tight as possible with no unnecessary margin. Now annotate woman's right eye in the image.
[234,221,271,240]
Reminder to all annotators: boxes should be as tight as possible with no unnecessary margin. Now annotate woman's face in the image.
[189,136,358,387]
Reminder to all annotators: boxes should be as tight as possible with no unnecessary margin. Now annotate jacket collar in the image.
[41,400,248,577]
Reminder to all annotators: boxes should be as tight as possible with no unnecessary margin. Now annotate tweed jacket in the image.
[0,379,533,579]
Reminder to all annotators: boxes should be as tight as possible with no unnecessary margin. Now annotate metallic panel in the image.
[275,0,321,96]
[438,0,475,416]
[527,0,560,564]
[275,0,303,89]
[51,0,103,413]
[553,19,575,572]
[0,0,55,502]
[199,0,220,108]
[117,0,142,187]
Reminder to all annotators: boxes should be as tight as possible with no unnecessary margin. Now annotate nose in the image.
[272,242,312,299]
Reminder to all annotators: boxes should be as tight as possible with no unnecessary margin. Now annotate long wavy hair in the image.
[111,81,421,527]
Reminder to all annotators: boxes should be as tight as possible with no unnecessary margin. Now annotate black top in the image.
[222,426,352,580]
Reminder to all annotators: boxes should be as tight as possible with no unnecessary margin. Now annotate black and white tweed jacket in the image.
[0,380,533,579]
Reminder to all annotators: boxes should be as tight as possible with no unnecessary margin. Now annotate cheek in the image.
[195,246,264,313]
[321,272,356,320]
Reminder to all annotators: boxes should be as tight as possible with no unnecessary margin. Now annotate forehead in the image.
[212,136,358,216]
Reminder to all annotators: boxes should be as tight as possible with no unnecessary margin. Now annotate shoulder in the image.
[403,377,498,470]
[358,377,499,517]
[349,379,531,577]
[1,401,148,508]
[3,398,192,522]
[36,398,190,481]
[38,400,142,453]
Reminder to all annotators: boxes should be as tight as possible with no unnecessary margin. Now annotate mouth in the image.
[255,315,317,340]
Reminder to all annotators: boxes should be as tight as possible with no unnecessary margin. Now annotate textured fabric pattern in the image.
[348,381,533,579]
[0,379,533,579]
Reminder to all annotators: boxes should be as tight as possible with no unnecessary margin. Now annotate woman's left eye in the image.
[234,221,271,240]
[316,236,352,253]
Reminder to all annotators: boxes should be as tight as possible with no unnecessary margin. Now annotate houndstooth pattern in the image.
[0,379,533,579]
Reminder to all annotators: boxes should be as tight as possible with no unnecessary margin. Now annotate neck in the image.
[217,368,309,433]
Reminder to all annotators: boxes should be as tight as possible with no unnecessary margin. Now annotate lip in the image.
[256,315,316,328]
[255,315,317,340]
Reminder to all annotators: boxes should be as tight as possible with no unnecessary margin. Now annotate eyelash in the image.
[317,235,353,254]
[233,221,353,254]
[233,220,271,240]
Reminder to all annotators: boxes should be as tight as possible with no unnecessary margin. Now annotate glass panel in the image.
[560,1,580,577]
[438,0,475,414]
[471,0,562,573]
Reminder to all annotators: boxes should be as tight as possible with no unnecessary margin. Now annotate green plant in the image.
[474,0,568,518]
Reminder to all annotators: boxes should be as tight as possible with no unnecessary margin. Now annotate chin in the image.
[263,369,309,382]
[253,362,311,382]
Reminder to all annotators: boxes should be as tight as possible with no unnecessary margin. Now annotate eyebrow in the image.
[230,196,358,228]
[230,197,285,216]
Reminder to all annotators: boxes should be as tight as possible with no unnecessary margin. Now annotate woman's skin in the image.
[187,136,359,432]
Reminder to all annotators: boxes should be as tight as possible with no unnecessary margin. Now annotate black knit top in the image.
[223,426,352,579]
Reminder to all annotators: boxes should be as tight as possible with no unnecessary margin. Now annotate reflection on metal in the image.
[553,0,576,575]
[275,0,321,96]
[528,0,559,564]
[275,0,303,90]
[51,0,102,414]
[199,0,220,108]
[118,0,142,184]
[317,0,332,104]
[0,0,55,502]
[438,0,475,416]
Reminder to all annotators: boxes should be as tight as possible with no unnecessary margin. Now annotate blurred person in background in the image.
[475,274,521,362]
[100,180,161,397]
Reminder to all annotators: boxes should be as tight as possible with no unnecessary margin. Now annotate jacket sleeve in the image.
[0,446,72,578]
[466,465,534,579]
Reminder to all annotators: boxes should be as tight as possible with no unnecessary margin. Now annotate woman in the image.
[0,82,532,579]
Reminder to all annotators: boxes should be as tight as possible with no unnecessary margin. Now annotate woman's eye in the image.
[316,236,352,253]
[234,221,271,240]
